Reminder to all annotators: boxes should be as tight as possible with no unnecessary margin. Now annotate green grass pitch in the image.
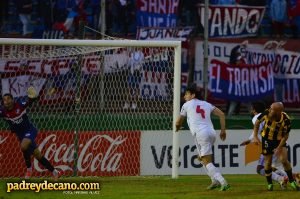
[0,175,299,199]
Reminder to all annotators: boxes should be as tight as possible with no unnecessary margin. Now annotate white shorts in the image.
[194,131,216,157]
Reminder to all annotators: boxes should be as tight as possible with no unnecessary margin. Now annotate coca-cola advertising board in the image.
[0,130,140,177]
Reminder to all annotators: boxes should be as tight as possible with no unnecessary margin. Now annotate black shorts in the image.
[261,137,286,155]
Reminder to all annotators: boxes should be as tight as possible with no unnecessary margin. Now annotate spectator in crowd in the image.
[109,0,136,36]
[125,0,137,35]
[226,46,242,116]
[73,0,89,35]
[287,0,300,38]
[90,0,101,30]
[226,44,251,116]
[270,0,288,38]
[52,0,80,34]
[111,0,124,34]
[218,0,236,4]
[37,0,55,30]
[210,0,236,4]
[14,0,32,36]
[290,0,300,17]
[0,1,9,31]
[111,0,135,35]
[54,0,76,23]
[179,0,201,26]
[210,0,218,4]
[238,0,267,6]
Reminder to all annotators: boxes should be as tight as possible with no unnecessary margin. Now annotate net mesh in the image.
[0,41,175,177]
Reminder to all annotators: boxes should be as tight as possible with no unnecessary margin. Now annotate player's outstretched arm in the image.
[241,131,255,146]
[240,140,251,146]
[253,120,261,144]
[212,107,226,141]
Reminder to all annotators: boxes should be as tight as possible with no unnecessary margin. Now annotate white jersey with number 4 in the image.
[180,99,216,136]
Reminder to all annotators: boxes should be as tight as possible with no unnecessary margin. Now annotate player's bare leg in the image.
[264,154,273,190]
[33,149,60,180]
[23,151,32,179]
[278,147,299,190]
[201,155,229,191]
[20,138,33,179]
[197,156,220,190]
[256,165,288,189]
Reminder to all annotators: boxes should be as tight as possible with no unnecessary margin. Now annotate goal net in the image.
[0,39,181,178]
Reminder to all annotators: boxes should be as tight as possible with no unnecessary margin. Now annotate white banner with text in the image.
[141,130,300,175]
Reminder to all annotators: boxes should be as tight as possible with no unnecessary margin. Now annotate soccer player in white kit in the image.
[175,84,230,191]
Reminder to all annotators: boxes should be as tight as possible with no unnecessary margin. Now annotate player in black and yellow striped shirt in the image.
[253,102,299,191]
[259,113,290,142]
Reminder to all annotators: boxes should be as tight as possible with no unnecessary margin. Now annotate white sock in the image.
[202,164,215,183]
[206,163,227,185]
[272,172,284,183]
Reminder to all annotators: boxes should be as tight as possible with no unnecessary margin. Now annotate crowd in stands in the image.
[0,0,136,38]
[0,0,299,38]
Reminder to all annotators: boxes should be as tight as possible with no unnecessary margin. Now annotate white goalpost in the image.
[0,38,181,179]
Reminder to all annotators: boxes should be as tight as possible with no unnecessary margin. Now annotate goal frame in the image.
[0,38,181,179]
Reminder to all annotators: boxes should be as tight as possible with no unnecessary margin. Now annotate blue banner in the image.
[209,60,274,102]
[136,0,179,27]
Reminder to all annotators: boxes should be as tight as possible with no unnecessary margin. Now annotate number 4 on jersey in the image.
[196,105,205,119]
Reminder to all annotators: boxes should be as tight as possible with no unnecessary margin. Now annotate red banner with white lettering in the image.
[0,131,140,177]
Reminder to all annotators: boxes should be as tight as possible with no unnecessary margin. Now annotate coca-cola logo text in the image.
[0,130,140,177]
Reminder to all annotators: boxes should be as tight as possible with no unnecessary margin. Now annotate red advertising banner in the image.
[0,131,140,177]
